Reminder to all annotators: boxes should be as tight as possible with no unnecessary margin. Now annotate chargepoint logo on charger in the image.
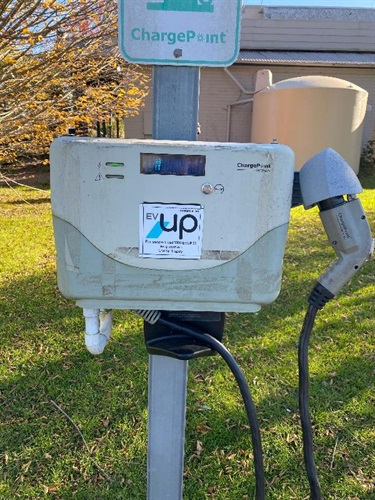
[237,162,272,173]
[139,203,204,259]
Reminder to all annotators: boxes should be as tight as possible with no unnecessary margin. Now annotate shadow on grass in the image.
[1,352,149,498]
[1,334,373,498]
[0,267,373,498]
[4,197,51,205]
[358,169,375,189]
[1,273,149,497]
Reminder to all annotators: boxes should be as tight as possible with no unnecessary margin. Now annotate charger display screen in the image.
[141,153,206,176]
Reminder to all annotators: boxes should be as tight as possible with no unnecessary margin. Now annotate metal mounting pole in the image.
[147,65,200,500]
[152,66,200,141]
[147,355,188,500]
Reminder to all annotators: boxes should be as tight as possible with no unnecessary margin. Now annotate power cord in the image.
[298,304,321,500]
[298,283,334,500]
[155,316,266,500]
[138,286,331,500]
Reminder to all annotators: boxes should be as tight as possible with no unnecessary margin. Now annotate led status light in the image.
[105,162,125,168]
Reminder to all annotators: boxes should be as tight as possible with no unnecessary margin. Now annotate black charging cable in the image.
[156,316,266,500]
[298,304,321,500]
[298,283,334,500]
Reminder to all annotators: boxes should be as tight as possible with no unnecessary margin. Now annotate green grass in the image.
[0,173,374,499]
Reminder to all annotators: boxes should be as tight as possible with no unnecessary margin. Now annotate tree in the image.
[0,0,150,166]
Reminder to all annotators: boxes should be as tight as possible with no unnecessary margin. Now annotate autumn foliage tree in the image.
[0,0,150,167]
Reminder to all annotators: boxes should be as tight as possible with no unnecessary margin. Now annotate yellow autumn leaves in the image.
[0,0,150,166]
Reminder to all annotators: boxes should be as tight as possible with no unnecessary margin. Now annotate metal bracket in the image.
[144,311,225,360]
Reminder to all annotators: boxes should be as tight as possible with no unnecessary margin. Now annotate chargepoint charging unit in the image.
[51,138,373,499]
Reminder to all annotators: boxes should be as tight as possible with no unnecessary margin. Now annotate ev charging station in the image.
[50,136,295,498]
[50,2,373,499]
[50,138,294,312]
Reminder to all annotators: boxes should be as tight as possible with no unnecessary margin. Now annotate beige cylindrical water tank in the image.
[251,76,368,173]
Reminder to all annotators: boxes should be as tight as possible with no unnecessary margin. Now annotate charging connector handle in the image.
[317,198,373,296]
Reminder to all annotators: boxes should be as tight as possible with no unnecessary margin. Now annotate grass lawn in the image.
[0,172,374,499]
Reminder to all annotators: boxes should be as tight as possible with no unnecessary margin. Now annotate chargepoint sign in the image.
[118,0,242,66]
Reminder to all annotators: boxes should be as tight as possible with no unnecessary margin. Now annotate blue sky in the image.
[244,1,374,7]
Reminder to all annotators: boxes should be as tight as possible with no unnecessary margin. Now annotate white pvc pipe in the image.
[83,308,113,355]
